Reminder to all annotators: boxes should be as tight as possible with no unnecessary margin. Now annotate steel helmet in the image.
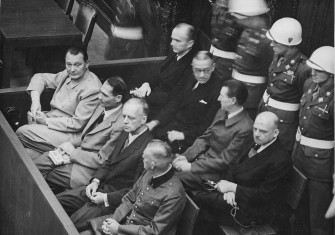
[307,46,334,74]
[229,0,269,19]
[266,18,302,46]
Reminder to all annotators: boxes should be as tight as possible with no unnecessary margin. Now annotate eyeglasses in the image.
[192,66,213,74]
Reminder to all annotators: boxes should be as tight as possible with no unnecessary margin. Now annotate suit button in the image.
[315,154,318,157]
[273,73,276,76]
[133,214,136,217]
[141,192,144,196]
[270,83,274,86]
[303,116,306,119]
[130,221,133,224]
[307,107,310,109]
[280,120,283,123]
[138,199,141,202]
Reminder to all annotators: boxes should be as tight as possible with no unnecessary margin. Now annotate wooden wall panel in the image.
[0,112,78,235]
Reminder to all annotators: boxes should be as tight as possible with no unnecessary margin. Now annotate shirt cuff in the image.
[92,178,100,185]
[103,193,109,207]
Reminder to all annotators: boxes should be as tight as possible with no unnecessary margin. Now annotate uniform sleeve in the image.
[139,0,161,57]
[70,128,123,169]
[117,193,186,235]
[296,60,312,99]
[27,70,67,93]
[47,85,100,132]
[191,124,254,174]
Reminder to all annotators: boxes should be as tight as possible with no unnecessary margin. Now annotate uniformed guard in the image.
[258,17,311,153]
[229,0,273,120]
[210,0,243,81]
[293,46,334,235]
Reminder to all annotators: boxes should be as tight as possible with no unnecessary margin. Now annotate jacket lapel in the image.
[89,105,123,134]
[109,129,151,165]
[81,106,104,136]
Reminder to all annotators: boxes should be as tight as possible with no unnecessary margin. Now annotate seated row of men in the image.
[15,18,334,234]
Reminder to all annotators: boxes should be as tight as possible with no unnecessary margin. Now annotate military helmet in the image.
[307,46,334,74]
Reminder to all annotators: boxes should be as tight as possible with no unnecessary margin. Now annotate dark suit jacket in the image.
[92,129,153,206]
[228,139,292,223]
[155,72,222,147]
[146,48,197,107]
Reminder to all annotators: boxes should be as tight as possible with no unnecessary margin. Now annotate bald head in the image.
[253,111,279,145]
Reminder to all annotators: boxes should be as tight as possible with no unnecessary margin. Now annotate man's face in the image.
[65,52,88,80]
[311,68,331,85]
[270,40,289,57]
[218,86,233,110]
[192,59,215,84]
[98,82,120,109]
[170,27,192,54]
[253,117,278,145]
[122,103,146,134]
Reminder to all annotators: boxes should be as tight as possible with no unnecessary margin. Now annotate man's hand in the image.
[215,180,237,194]
[146,120,159,131]
[35,111,47,125]
[172,154,187,165]
[58,142,75,156]
[30,91,41,119]
[174,160,191,172]
[223,192,236,206]
[86,181,99,199]
[102,218,119,234]
[90,192,105,204]
[130,82,151,98]
[167,130,185,143]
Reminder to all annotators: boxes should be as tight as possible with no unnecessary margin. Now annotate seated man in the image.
[16,47,102,158]
[173,79,254,190]
[81,140,186,235]
[57,98,153,231]
[130,23,196,117]
[147,51,222,153]
[33,77,127,190]
[193,111,292,235]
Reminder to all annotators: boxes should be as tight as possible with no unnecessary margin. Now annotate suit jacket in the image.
[68,105,124,188]
[146,48,196,107]
[228,139,292,223]
[184,108,254,181]
[92,129,153,206]
[155,72,222,146]
[27,69,101,145]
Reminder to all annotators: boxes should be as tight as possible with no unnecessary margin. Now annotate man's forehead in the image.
[192,58,213,68]
[66,53,85,62]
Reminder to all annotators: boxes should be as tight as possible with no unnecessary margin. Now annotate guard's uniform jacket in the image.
[293,78,334,181]
[259,50,310,151]
[292,77,334,235]
[233,24,272,117]
[210,1,243,80]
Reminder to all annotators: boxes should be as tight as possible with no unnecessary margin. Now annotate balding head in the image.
[253,111,279,145]
[171,23,195,55]
[142,140,172,174]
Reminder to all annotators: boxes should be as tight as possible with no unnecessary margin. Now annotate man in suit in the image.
[81,140,186,235]
[33,77,127,191]
[146,51,222,153]
[130,23,196,117]
[192,111,292,235]
[16,47,102,158]
[173,79,254,190]
[57,98,152,231]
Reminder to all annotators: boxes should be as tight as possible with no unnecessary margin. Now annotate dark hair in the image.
[125,98,150,117]
[105,76,127,103]
[223,80,248,105]
[66,46,88,61]
[175,23,195,41]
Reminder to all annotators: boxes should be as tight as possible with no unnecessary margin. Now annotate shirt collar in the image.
[128,126,148,145]
[227,107,244,119]
[149,165,175,189]
[257,137,277,153]
[177,48,192,61]
[103,104,122,121]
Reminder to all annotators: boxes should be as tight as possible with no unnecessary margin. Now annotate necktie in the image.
[312,86,320,101]
[192,82,200,90]
[248,144,261,158]
[97,112,105,124]
[122,138,130,151]
[277,57,285,67]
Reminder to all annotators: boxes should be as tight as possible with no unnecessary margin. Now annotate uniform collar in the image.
[149,166,175,189]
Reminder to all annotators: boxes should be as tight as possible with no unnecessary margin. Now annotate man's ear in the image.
[115,95,122,103]
[273,128,280,138]
[187,40,195,49]
[230,97,237,105]
[141,115,148,124]
[85,60,90,69]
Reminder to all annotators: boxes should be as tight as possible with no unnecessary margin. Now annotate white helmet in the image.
[229,0,269,19]
[266,18,302,46]
[307,46,334,74]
